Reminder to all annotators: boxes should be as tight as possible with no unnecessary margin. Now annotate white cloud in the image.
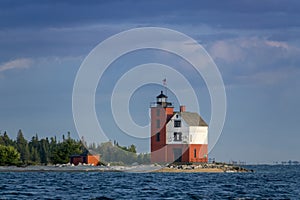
[208,37,300,87]
[265,40,289,49]
[209,40,246,63]
[0,58,33,73]
[209,38,293,64]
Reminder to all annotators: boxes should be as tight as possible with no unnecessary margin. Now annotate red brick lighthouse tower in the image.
[150,91,174,163]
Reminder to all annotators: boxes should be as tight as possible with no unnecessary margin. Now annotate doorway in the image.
[173,148,182,162]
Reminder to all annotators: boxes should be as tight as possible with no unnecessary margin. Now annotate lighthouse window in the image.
[156,109,160,116]
[156,132,160,142]
[174,120,181,127]
[194,149,197,158]
[173,132,182,141]
[156,119,160,128]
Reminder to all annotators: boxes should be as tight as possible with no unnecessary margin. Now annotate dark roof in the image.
[179,112,208,126]
[70,154,84,158]
[70,152,100,157]
[156,91,168,98]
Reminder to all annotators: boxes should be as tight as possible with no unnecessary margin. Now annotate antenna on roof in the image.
[162,77,167,96]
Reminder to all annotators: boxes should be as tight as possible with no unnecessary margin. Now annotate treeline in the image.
[0,130,150,166]
[0,130,84,165]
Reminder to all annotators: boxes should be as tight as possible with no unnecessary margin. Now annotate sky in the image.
[1,0,300,164]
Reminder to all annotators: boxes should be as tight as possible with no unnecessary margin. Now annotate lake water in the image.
[0,165,299,199]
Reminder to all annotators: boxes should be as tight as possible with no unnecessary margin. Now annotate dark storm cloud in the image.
[1,0,300,30]
[0,0,299,61]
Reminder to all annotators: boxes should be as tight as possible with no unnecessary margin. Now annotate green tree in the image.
[0,133,4,145]
[50,133,82,164]
[0,145,20,165]
[30,146,40,164]
[39,138,49,164]
[1,131,14,146]
[28,134,40,164]
[128,144,137,153]
[16,129,30,164]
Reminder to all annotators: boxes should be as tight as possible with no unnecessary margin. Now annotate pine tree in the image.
[2,131,14,146]
[0,134,4,145]
[16,129,30,164]
[39,138,49,164]
[30,146,40,164]
[28,134,40,164]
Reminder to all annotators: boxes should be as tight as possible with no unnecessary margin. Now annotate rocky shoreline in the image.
[0,163,253,173]
[155,163,254,173]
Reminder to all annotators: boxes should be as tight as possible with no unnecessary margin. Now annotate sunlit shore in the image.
[154,163,252,173]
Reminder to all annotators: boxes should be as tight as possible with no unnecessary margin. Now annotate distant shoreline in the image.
[154,167,224,173]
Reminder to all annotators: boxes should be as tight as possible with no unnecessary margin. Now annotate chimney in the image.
[180,105,186,112]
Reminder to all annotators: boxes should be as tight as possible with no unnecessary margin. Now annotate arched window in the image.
[156,132,160,142]
[156,119,160,128]
[156,109,160,116]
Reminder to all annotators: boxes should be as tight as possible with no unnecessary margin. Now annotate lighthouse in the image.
[150,91,208,163]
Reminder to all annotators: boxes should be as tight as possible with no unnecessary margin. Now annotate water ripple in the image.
[0,165,299,199]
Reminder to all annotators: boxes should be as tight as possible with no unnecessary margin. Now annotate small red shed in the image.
[70,154,100,166]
